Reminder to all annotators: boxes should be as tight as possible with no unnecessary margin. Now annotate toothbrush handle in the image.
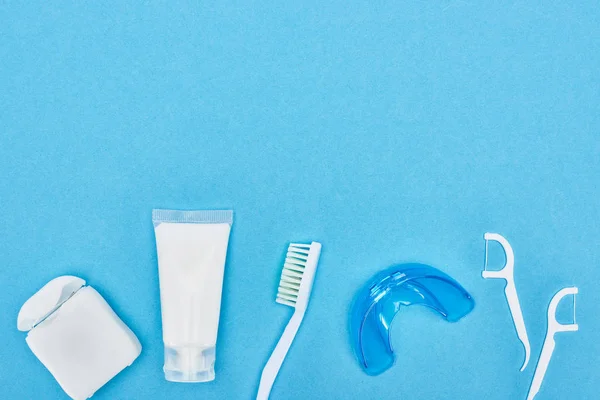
[527,337,555,400]
[257,310,304,400]
[505,281,531,371]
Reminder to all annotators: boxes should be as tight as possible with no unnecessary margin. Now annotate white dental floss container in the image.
[17,276,142,400]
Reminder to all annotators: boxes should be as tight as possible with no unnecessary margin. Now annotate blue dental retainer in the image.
[350,263,475,376]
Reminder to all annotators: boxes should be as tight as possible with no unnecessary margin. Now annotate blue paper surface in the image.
[1,2,598,399]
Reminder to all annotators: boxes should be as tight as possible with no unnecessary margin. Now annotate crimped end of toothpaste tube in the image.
[152,209,233,226]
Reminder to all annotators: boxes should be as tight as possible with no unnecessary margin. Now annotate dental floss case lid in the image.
[17,275,142,400]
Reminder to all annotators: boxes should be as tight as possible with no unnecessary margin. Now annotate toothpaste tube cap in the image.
[163,345,215,383]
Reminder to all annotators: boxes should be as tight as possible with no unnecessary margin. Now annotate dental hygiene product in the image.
[350,263,475,375]
[483,233,531,371]
[153,209,233,383]
[257,242,322,400]
[526,287,579,400]
[17,276,142,400]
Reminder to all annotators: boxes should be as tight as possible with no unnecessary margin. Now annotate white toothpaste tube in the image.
[152,209,233,383]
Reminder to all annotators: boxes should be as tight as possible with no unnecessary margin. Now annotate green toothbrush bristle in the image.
[276,243,311,307]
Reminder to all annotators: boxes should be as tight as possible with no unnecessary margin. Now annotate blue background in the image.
[1,2,598,399]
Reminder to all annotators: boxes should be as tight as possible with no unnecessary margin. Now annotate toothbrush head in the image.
[276,242,322,310]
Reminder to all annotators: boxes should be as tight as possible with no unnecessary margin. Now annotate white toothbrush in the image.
[257,241,322,400]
